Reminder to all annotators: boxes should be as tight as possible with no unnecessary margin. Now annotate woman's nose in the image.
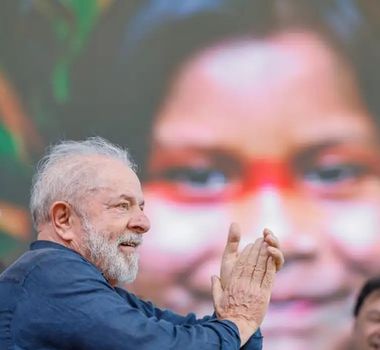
[238,186,321,262]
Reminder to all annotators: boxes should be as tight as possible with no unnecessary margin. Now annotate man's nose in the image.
[128,211,151,234]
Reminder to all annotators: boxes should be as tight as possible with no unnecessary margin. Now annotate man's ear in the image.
[50,201,77,241]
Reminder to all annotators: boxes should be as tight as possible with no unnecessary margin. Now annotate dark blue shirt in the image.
[0,240,263,349]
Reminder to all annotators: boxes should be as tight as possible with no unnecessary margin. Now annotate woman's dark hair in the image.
[64,0,380,176]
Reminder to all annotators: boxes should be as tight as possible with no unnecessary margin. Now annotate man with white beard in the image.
[0,137,284,349]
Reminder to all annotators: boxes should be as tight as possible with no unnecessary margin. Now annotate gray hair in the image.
[30,136,136,229]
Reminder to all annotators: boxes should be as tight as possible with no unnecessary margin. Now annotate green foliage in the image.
[52,0,100,103]
[0,124,19,158]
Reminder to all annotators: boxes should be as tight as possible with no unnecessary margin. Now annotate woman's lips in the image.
[263,290,352,334]
[270,286,351,306]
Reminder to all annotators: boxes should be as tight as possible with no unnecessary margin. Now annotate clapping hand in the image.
[212,224,284,346]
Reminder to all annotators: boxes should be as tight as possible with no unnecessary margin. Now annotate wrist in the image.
[221,317,258,346]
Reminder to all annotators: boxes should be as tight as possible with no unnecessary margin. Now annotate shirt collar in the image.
[30,240,113,285]
[30,240,81,255]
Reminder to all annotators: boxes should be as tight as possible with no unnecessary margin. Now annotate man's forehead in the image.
[83,155,133,175]
[93,184,145,207]
[83,155,143,195]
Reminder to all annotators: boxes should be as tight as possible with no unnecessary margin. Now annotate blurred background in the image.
[1,0,380,349]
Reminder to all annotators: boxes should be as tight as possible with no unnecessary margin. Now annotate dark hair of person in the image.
[354,276,380,317]
[64,0,380,177]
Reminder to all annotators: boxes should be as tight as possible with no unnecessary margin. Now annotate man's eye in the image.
[303,163,367,185]
[158,167,229,191]
[118,202,130,209]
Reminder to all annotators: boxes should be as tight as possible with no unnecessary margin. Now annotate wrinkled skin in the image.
[213,224,284,345]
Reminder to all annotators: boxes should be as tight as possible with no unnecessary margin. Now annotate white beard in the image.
[81,216,141,284]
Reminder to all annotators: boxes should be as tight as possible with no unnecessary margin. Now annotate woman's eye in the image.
[158,167,229,191]
[303,163,367,185]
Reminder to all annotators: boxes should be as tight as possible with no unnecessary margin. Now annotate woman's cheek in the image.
[322,199,380,266]
[139,193,231,273]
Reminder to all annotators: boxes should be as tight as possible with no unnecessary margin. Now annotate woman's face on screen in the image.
[133,31,380,349]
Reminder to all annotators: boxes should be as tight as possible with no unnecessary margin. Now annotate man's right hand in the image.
[212,236,277,346]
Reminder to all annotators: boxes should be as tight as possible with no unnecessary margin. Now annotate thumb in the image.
[211,275,224,317]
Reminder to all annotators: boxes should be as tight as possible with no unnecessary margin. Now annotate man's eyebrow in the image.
[118,194,145,207]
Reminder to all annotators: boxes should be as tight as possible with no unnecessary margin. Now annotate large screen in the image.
[1,1,380,349]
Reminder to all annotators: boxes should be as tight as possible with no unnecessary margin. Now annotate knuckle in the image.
[253,266,266,274]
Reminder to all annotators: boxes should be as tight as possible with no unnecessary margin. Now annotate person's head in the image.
[30,137,150,285]
[63,0,380,349]
[352,277,380,349]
